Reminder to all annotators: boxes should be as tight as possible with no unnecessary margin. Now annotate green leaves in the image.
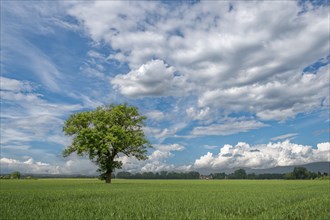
[63,103,151,182]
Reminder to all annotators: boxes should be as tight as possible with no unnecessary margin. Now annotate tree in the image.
[292,167,308,179]
[116,171,132,179]
[283,172,295,180]
[211,172,226,179]
[63,104,151,183]
[247,173,256,179]
[233,169,247,179]
[11,171,21,179]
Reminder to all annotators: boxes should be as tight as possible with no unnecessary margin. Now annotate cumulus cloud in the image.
[67,1,329,121]
[317,142,330,152]
[117,143,187,173]
[112,59,190,98]
[198,67,329,121]
[0,156,97,175]
[194,141,330,171]
[0,157,60,174]
[2,1,329,175]
[2,142,328,175]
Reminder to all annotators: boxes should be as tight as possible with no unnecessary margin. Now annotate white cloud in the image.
[0,156,97,175]
[2,141,328,175]
[198,67,329,121]
[0,157,60,174]
[317,142,330,152]
[191,119,267,136]
[0,77,33,92]
[186,107,210,121]
[148,150,172,161]
[1,77,82,148]
[154,144,185,152]
[204,145,218,150]
[112,59,190,98]
[1,1,329,176]
[271,133,299,141]
[143,127,174,143]
[61,157,97,175]
[145,110,165,122]
[2,29,63,92]
[67,1,329,121]
[194,141,330,171]
[117,143,186,173]
[144,123,187,143]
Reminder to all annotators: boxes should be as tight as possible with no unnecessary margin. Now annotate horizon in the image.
[1,0,329,175]
[1,161,329,177]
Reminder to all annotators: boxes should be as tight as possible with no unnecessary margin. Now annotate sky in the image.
[1,0,329,175]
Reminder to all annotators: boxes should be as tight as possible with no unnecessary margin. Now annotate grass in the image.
[1,179,329,219]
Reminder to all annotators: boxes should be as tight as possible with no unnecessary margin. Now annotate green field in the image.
[1,179,329,219]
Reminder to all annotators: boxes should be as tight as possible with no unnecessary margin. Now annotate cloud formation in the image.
[194,141,330,171]
[271,133,299,141]
[0,76,81,151]
[68,1,329,121]
[2,141,328,175]
[0,156,97,175]
[191,119,267,136]
[112,59,190,98]
[1,1,329,176]
[117,143,188,173]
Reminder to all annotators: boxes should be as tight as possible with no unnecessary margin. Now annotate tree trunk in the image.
[105,172,112,184]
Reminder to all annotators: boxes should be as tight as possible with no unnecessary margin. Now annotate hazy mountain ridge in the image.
[247,162,330,174]
[196,162,330,175]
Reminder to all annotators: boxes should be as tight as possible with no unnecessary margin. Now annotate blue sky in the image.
[1,0,329,175]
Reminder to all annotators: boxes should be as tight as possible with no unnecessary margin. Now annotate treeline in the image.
[211,167,328,180]
[282,167,328,180]
[116,171,200,179]
[116,167,328,180]
[2,167,328,180]
[0,172,98,179]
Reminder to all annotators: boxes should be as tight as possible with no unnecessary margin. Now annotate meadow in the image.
[1,179,329,219]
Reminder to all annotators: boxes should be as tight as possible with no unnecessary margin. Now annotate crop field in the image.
[1,179,329,220]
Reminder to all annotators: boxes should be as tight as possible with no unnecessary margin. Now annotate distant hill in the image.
[196,161,330,175]
[248,162,330,174]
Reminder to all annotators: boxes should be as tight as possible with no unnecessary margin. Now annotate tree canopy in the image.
[63,103,151,183]
[11,171,21,179]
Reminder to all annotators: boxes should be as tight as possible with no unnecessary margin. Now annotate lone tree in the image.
[63,104,151,183]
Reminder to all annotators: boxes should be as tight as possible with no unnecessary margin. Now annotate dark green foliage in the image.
[255,173,284,179]
[116,171,132,179]
[293,167,309,179]
[63,103,151,183]
[11,171,21,179]
[116,171,200,179]
[247,173,256,179]
[284,167,323,180]
[115,168,326,180]
[211,172,226,179]
[233,169,247,179]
